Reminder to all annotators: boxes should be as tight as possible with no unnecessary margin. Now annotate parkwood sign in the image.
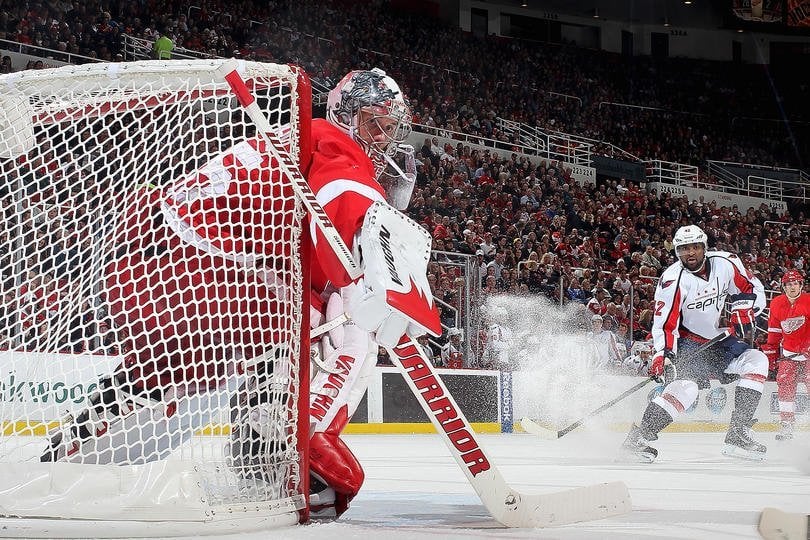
[0,351,119,418]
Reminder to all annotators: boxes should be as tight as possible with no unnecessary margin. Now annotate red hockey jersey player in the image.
[42,68,442,519]
[763,270,810,441]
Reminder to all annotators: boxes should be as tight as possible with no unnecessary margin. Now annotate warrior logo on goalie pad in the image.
[379,225,402,286]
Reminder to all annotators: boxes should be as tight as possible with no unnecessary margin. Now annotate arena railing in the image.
[120,34,219,61]
[645,160,701,188]
[0,39,100,67]
[430,250,483,368]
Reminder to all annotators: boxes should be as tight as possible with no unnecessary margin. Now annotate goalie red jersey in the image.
[105,119,384,393]
[766,292,810,357]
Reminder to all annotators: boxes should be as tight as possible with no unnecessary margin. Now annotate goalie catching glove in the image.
[349,201,442,348]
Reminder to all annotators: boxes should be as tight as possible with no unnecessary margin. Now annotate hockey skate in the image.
[722,419,767,461]
[775,421,794,442]
[619,424,658,463]
[309,473,349,521]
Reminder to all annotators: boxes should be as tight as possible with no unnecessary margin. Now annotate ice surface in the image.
[165,429,809,540]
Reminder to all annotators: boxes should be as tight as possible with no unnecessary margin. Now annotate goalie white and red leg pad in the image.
[308,287,377,518]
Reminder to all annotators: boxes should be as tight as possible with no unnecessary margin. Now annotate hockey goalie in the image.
[40,68,442,518]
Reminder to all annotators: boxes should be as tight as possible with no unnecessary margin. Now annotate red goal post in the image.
[0,59,312,536]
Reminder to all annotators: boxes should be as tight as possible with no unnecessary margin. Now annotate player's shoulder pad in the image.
[706,250,741,264]
[707,249,753,274]
[657,262,682,288]
[311,119,366,160]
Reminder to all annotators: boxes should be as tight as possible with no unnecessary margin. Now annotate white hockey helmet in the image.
[631,340,653,356]
[672,225,707,252]
[326,69,412,166]
[673,225,708,272]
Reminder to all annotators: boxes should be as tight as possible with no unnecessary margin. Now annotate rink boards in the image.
[342,366,806,435]
[0,352,805,436]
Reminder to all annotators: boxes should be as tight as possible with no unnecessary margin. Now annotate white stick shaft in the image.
[310,313,349,340]
[385,337,513,501]
[386,336,630,527]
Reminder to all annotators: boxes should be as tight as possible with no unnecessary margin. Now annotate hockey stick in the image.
[521,331,731,439]
[310,313,350,374]
[387,336,631,527]
[216,61,361,281]
[218,60,631,527]
[310,313,349,340]
[520,378,654,440]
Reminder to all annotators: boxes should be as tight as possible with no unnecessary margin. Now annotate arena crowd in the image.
[0,0,808,371]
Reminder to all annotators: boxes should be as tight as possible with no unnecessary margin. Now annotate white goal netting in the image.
[0,59,311,536]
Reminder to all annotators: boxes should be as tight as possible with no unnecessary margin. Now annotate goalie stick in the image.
[218,60,632,528]
[521,331,730,439]
[759,508,809,540]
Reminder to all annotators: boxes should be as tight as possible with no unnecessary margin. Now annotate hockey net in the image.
[0,59,311,536]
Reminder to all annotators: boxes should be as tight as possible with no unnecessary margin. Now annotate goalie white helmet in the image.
[327,69,412,159]
[672,225,708,273]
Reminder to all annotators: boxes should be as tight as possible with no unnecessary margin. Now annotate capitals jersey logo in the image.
[659,279,675,290]
[781,315,806,334]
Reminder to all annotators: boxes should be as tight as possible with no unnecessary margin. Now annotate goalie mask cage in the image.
[0,60,312,537]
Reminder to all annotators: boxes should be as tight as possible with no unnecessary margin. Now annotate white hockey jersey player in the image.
[623,225,769,462]
[623,340,653,376]
[652,250,765,353]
